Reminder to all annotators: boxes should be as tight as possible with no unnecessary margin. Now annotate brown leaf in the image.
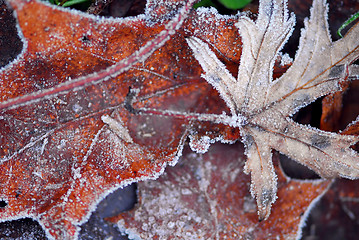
[1,0,358,238]
[109,143,330,239]
[185,0,359,220]
[305,71,359,239]
[320,83,349,132]
[0,0,240,238]
[321,80,359,133]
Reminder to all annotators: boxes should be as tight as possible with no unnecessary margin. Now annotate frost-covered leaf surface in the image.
[1,0,359,238]
[111,143,330,240]
[186,0,359,220]
[0,0,245,239]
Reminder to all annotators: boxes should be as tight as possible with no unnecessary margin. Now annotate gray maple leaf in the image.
[186,0,359,220]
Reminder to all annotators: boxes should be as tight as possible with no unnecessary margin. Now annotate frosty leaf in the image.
[321,66,359,132]
[185,37,238,115]
[304,113,359,238]
[1,0,358,238]
[187,0,359,220]
[0,0,239,238]
[236,0,295,113]
[110,143,330,240]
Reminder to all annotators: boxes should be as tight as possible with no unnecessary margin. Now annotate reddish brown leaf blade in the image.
[0,0,244,239]
[321,90,347,132]
[0,0,196,111]
[322,81,359,135]
[110,143,330,239]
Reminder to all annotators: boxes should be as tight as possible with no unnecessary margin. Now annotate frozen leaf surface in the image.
[110,143,330,240]
[186,0,359,220]
[1,0,358,238]
[0,0,245,239]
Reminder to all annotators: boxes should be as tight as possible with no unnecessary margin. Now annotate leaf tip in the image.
[256,187,277,221]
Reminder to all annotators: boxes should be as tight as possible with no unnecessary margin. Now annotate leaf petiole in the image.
[337,12,359,38]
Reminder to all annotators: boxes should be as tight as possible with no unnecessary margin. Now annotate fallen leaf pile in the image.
[0,0,359,239]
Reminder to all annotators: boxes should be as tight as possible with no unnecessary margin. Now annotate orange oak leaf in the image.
[109,142,330,240]
[0,0,245,238]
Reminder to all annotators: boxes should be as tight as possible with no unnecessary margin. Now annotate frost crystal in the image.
[189,135,212,154]
[187,0,359,220]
